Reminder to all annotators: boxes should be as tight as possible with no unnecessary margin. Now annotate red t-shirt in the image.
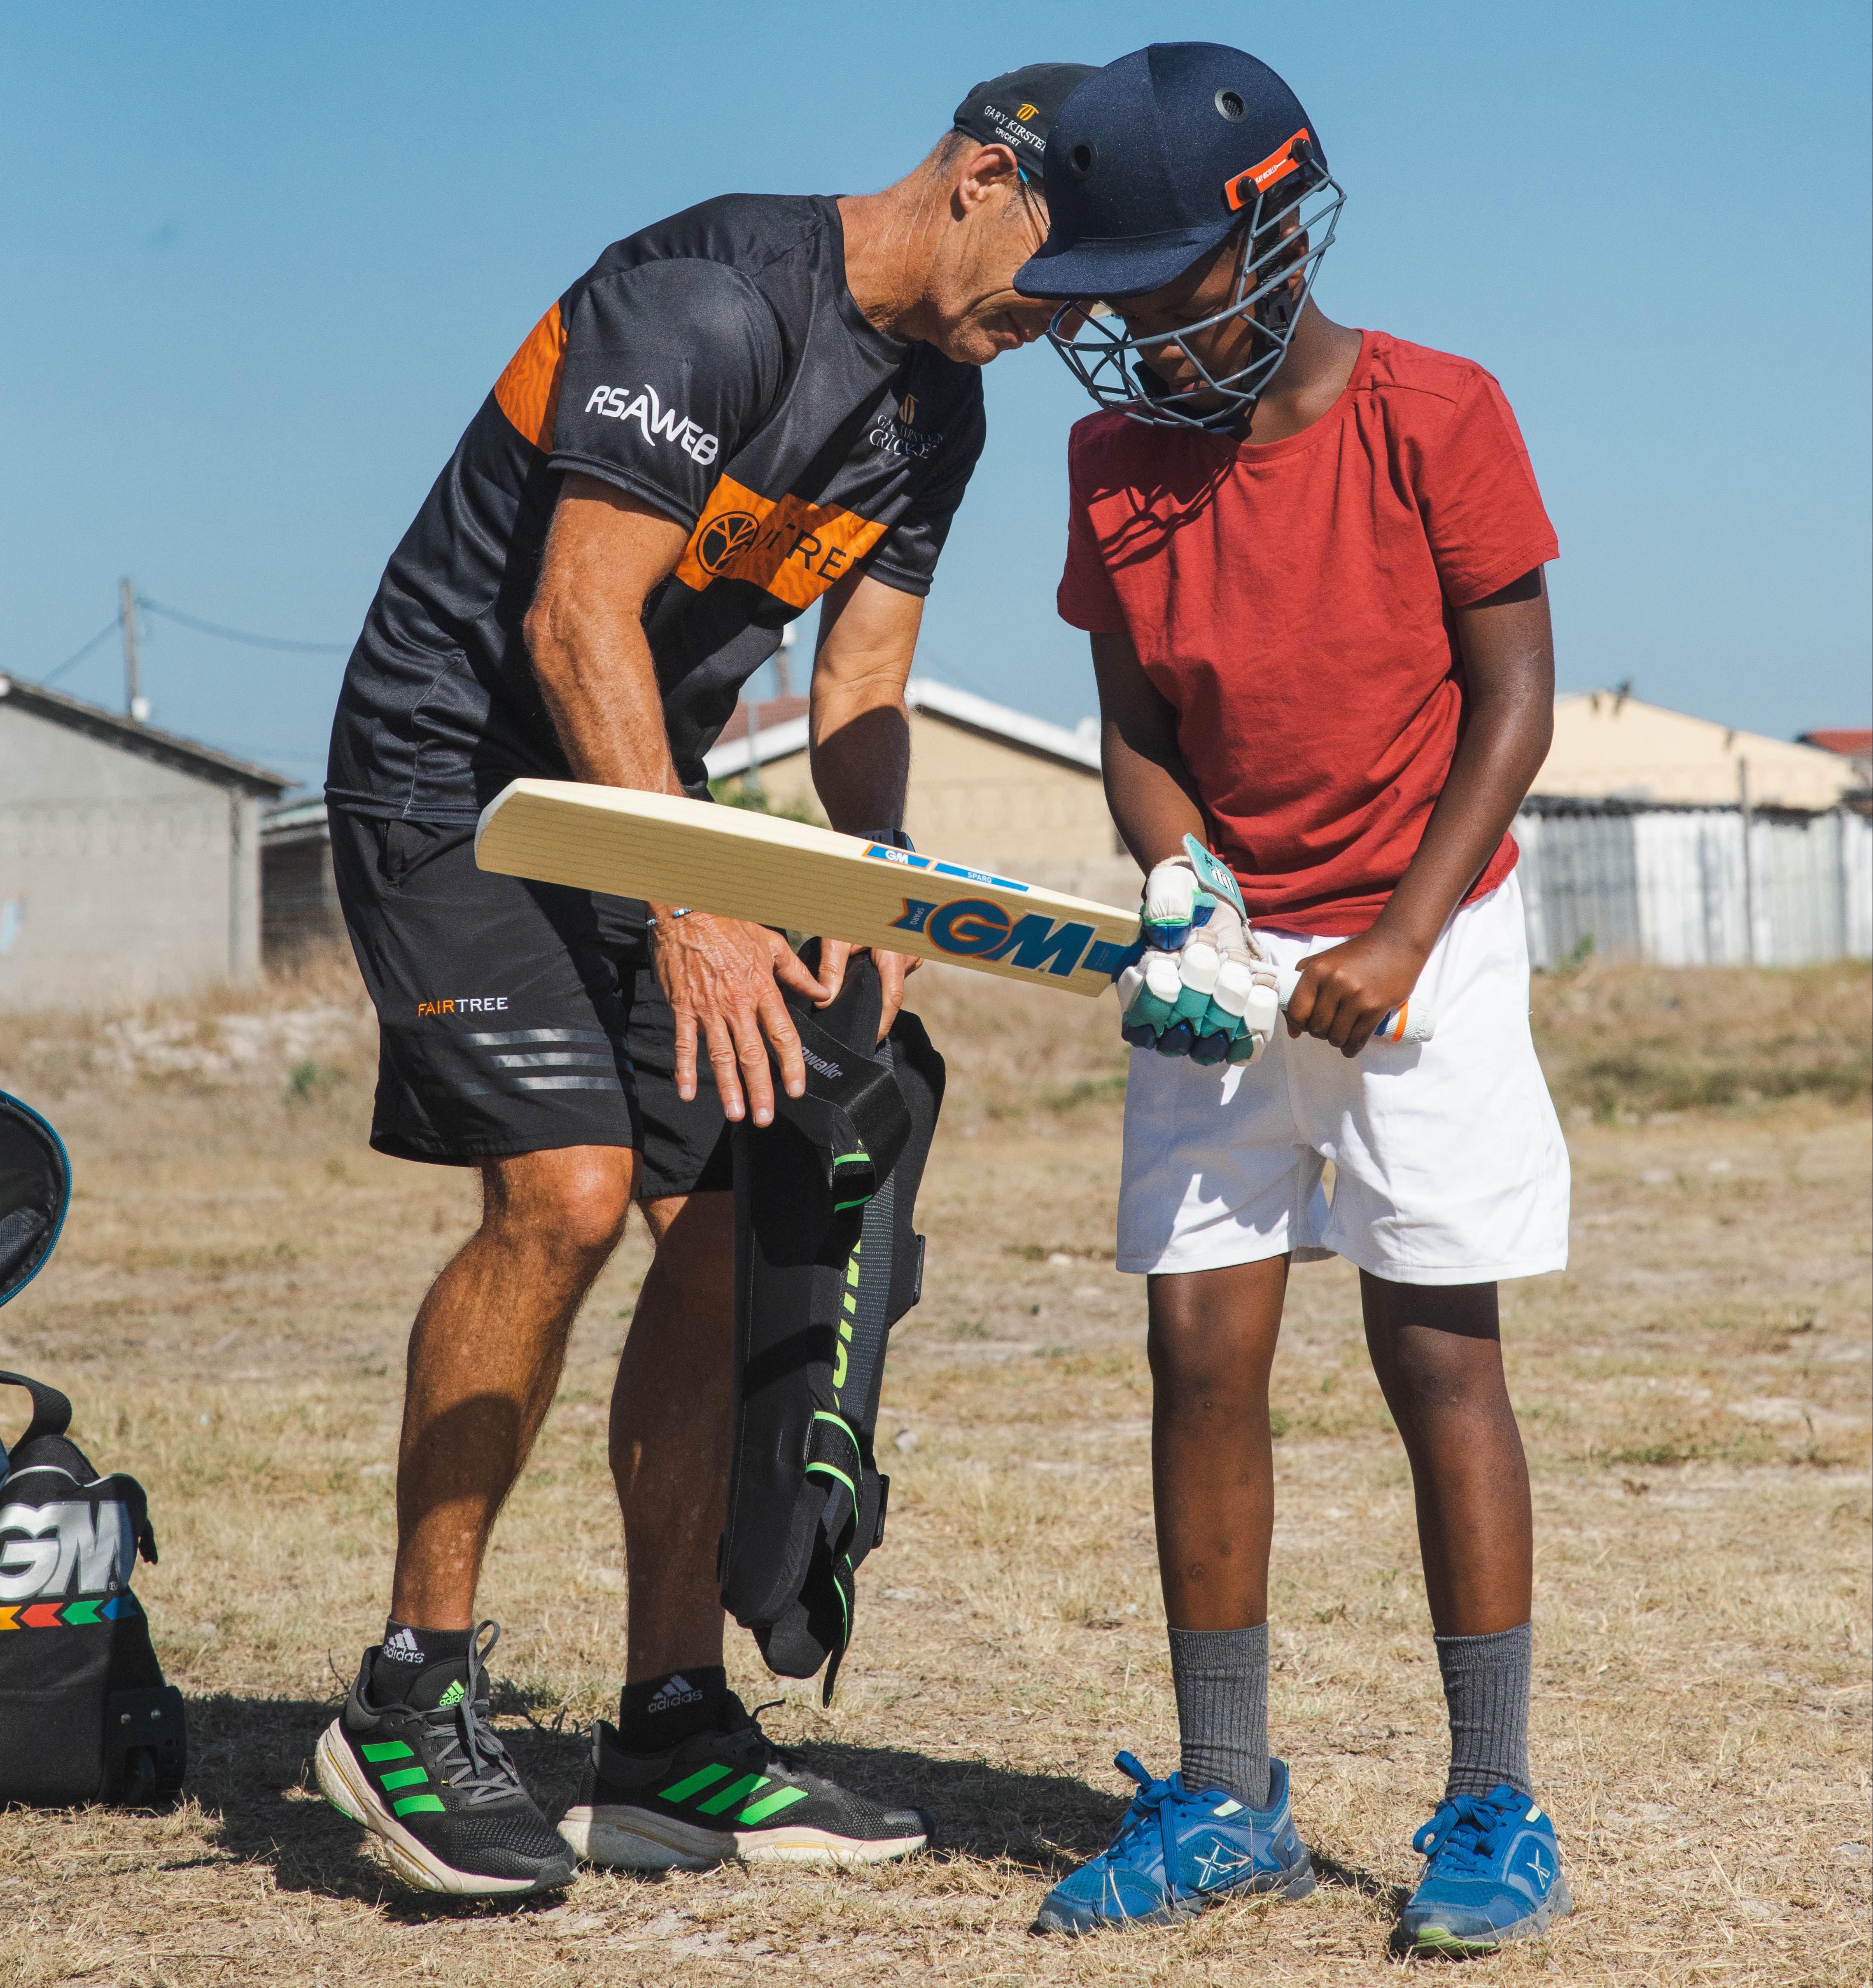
[1057,330,1558,935]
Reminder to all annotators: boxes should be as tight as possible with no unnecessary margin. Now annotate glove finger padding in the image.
[1193,902,1282,1065]
[1140,855,1204,952]
[1121,860,1281,1064]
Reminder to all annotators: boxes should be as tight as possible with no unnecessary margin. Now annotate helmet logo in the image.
[1015,103,1038,122]
[1223,127,1311,212]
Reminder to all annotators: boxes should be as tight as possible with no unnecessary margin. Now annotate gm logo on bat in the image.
[864,843,1132,980]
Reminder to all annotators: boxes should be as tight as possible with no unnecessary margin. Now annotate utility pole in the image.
[119,577,149,722]
[773,620,796,700]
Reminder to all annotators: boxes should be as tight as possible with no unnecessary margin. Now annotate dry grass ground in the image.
[0,953,1867,1987]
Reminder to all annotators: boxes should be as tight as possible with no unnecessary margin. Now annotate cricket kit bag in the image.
[717,952,943,1703]
[0,1092,187,1806]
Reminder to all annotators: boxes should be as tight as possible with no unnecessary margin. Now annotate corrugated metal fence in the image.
[1516,798,1873,968]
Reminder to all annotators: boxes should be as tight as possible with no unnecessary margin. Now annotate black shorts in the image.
[329,809,732,1197]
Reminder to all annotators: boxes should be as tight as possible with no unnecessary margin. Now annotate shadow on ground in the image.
[1311,1849,1409,1915]
[800,1740,1123,1873]
[180,1693,1122,1912]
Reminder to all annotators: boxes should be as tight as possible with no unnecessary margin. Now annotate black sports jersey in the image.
[327,195,986,821]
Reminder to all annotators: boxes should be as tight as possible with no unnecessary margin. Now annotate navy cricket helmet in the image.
[1015,43,1345,432]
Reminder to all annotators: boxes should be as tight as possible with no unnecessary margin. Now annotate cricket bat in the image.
[474,780,1433,1041]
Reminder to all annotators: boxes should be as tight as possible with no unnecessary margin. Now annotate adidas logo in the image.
[382,1627,425,1664]
[436,1678,465,1710]
[646,1674,704,1714]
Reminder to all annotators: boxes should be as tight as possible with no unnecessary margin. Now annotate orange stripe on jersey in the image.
[674,475,887,610]
[493,302,566,450]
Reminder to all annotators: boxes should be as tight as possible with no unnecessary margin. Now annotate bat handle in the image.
[1274,966,1435,1045]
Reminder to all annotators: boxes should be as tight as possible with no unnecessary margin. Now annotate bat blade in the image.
[474,781,1141,997]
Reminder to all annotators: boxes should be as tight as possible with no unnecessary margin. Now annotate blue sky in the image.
[3,2,1868,793]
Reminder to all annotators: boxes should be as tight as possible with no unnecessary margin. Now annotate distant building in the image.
[1535,691,1859,810]
[1797,728,1873,796]
[709,676,1135,901]
[259,798,347,962]
[0,674,288,1010]
[1519,694,1870,969]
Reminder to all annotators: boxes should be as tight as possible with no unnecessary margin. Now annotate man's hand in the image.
[651,912,829,1125]
[1285,929,1428,1057]
[817,940,921,1041]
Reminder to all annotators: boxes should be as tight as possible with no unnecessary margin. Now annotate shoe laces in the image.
[1087,1751,1193,1869]
[419,1620,526,1808]
[1411,1788,1520,1873]
[728,1698,805,1776]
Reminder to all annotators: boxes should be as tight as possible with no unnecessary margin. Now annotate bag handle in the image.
[0,1369,74,1454]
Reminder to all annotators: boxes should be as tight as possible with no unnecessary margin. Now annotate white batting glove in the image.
[1117,856,1280,1064]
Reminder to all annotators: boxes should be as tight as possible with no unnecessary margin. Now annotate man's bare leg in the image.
[609,1190,735,1684]
[391,1144,635,1629]
[316,1144,631,1895]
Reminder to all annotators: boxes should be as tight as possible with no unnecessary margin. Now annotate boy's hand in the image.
[1285,930,1427,1057]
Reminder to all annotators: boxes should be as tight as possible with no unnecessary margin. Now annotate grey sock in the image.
[1168,1622,1271,1808]
[1436,1621,1534,1801]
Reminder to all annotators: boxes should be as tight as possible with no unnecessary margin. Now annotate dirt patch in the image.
[1,956,1867,1985]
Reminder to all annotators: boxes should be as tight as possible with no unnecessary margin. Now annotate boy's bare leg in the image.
[1362,1269,1536,1813]
[1145,1254,1290,1808]
[1358,1272,1532,1636]
[391,1145,636,1629]
[1147,1255,1291,1628]
[610,1190,735,1685]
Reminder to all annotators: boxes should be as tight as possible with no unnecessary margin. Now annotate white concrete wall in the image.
[0,704,258,1010]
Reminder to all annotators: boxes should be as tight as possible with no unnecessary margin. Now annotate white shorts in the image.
[1115,873,1570,1286]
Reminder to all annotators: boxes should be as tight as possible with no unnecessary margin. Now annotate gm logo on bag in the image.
[0,1501,138,1601]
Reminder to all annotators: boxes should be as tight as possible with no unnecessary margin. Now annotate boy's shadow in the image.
[796,1738,1125,1875]
[186,1691,1129,1917]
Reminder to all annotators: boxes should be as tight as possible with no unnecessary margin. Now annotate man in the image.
[1012,44,1574,1955]
[314,63,1092,1897]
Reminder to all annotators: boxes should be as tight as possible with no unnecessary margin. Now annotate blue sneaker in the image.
[1395,1784,1573,1956]
[1033,1752,1315,1935]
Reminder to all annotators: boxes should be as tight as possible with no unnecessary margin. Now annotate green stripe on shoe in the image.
[360,1741,414,1762]
[379,1766,429,1790]
[696,1773,767,1816]
[392,1793,447,1815]
[736,1786,812,1826]
[660,1763,732,1803]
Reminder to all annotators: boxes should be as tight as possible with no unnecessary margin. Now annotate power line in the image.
[135,596,350,655]
[42,616,124,686]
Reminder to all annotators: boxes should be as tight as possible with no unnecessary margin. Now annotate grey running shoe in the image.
[315,1620,575,1896]
[559,1694,928,1871]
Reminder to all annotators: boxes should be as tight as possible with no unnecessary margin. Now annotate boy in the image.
[1013,45,1574,1955]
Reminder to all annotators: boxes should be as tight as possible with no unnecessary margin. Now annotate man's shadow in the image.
[185,1689,1131,1918]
